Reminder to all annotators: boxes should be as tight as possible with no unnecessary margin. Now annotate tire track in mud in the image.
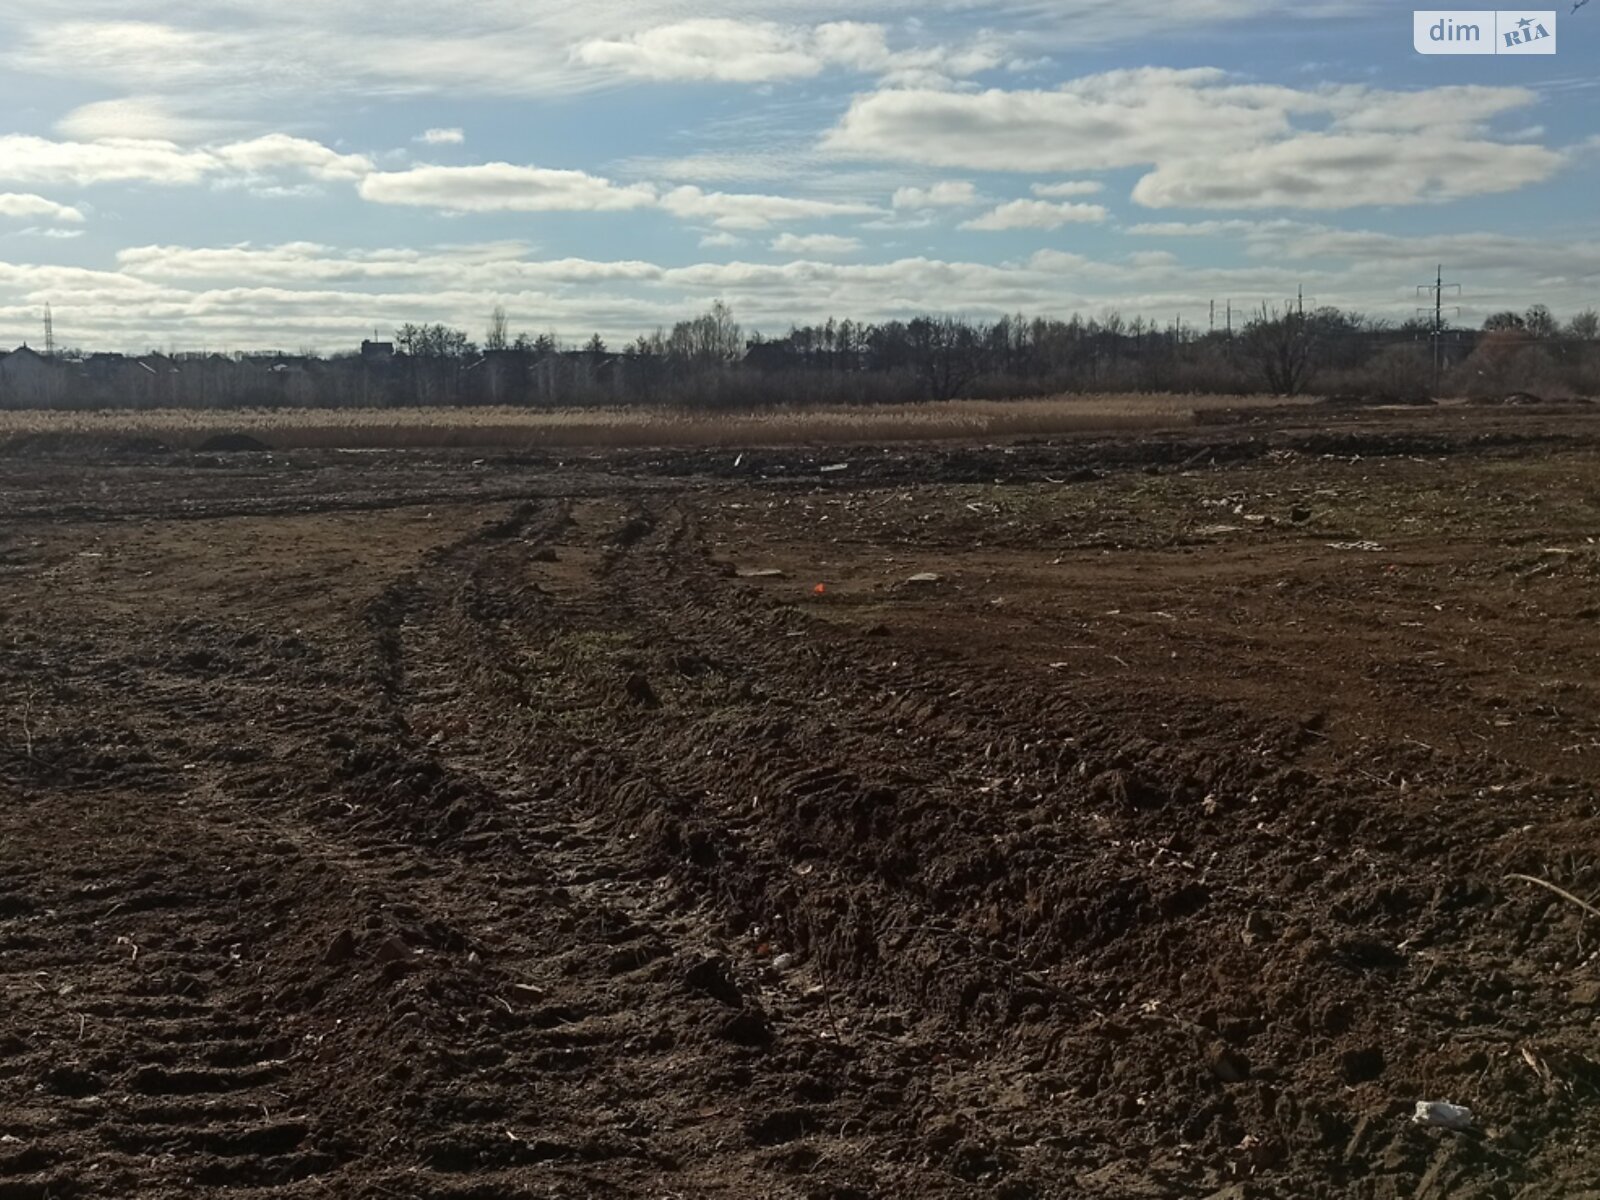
[4,482,1589,1198]
[0,502,714,1200]
[330,495,1317,1194]
[379,494,1584,1198]
[285,497,935,1197]
[0,790,366,1198]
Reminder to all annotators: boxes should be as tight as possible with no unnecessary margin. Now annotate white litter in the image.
[1412,1101,1475,1132]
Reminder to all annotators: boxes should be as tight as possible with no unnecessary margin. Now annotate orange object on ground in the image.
[813,583,827,595]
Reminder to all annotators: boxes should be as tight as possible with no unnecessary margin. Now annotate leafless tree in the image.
[485,305,510,351]
[1239,303,1315,395]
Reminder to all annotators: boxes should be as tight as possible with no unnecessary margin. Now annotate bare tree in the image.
[485,305,510,351]
[1524,304,1558,339]
[1239,304,1315,395]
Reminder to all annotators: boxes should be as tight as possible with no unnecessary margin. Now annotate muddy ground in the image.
[3,406,1600,1199]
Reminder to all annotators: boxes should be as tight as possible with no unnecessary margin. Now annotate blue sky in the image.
[0,1,1596,352]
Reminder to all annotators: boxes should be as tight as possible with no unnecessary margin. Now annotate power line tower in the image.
[43,304,54,359]
[1416,265,1461,392]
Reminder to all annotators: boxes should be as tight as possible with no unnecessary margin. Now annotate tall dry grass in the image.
[0,394,1308,452]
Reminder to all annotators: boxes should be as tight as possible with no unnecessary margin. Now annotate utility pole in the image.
[43,304,54,359]
[1416,265,1461,392]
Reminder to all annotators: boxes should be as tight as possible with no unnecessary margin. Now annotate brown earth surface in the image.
[3,405,1600,1199]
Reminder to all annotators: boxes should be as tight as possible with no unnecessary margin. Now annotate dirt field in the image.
[3,405,1600,1199]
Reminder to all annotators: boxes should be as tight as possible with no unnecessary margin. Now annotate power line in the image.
[1417,265,1461,391]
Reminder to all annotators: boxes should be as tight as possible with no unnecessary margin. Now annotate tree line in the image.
[6,300,1598,410]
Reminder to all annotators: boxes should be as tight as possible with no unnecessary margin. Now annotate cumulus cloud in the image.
[658,185,879,230]
[573,19,823,83]
[0,135,220,186]
[213,135,373,181]
[1,3,1373,108]
[892,181,978,209]
[824,70,1294,172]
[770,232,862,256]
[0,133,374,189]
[0,192,85,223]
[355,166,879,227]
[9,221,1600,353]
[571,18,1009,86]
[961,198,1107,229]
[1129,132,1560,209]
[823,69,1563,209]
[1031,180,1102,198]
[417,128,465,145]
[358,164,656,212]
[55,96,243,142]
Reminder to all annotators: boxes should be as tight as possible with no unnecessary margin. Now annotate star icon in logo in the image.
[1517,15,1534,27]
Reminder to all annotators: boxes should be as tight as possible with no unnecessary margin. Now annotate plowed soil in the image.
[4,406,1600,1199]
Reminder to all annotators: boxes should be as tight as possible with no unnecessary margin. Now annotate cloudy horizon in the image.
[1,1,1597,353]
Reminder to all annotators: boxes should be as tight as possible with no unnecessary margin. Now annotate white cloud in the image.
[658,185,879,230]
[1031,180,1102,198]
[1324,84,1538,133]
[0,3,1378,107]
[824,71,1297,172]
[417,128,465,145]
[699,232,746,248]
[0,135,220,186]
[1129,132,1561,209]
[10,218,1600,353]
[962,198,1107,229]
[1126,219,1272,237]
[571,18,1009,86]
[0,133,376,189]
[358,164,656,212]
[213,135,373,181]
[823,69,1562,209]
[770,232,862,256]
[573,19,824,83]
[0,133,884,232]
[0,192,85,224]
[892,181,978,209]
[56,97,243,142]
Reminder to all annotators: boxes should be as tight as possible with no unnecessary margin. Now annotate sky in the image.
[0,1,1597,353]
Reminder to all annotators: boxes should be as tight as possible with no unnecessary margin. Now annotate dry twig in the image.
[1506,872,1600,921]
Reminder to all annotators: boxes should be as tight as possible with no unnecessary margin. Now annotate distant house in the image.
[0,345,58,408]
[136,353,182,406]
[361,340,395,363]
[82,351,128,374]
[464,348,531,404]
[743,342,795,373]
[78,352,145,406]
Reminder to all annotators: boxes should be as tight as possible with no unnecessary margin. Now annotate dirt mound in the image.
[196,431,273,452]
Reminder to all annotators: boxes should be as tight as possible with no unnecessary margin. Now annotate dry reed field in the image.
[0,393,1306,451]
